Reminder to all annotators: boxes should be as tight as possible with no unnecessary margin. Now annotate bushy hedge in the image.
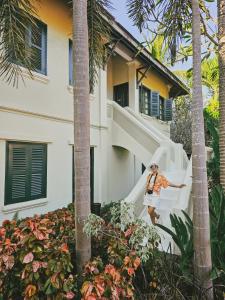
[0,206,77,300]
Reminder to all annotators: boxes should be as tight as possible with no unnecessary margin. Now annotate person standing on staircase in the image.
[144,163,186,225]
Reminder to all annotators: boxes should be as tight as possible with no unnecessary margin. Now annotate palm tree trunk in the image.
[218,0,225,191]
[72,0,91,270]
[191,0,213,297]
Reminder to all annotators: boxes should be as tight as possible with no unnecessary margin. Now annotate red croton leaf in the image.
[124,228,132,238]
[24,284,37,298]
[4,238,11,246]
[32,261,41,273]
[127,267,135,276]
[123,256,130,266]
[65,291,75,299]
[2,220,11,227]
[0,228,6,237]
[2,255,14,270]
[60,243,69,253]
[23,252,34,264]
[133,257,141,270]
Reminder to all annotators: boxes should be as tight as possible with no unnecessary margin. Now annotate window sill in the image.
[21,67,50,84]
[2,198,48,214]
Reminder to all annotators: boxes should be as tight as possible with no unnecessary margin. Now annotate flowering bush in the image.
[0,206,77,300]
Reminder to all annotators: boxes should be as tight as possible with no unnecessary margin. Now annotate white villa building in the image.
[0,1,192,227]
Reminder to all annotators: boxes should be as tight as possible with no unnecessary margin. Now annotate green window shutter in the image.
[30,144,47,199]
[5,142,47,205]
[151,92,160,117]
[5,143,28,205]
[139,85,143,113]
[164,99,173,121]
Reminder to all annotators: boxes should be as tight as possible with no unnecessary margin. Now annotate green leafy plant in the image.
[204,109,220,187]
[156,210,194,274]
[0,207,77,300]
[209,185,225,287]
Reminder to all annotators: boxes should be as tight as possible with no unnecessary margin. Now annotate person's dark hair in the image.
[150,164,159,169]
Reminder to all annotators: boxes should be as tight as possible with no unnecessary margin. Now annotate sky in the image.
[109,0,218,72]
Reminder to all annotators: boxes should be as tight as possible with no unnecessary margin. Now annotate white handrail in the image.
[108,100,162,145]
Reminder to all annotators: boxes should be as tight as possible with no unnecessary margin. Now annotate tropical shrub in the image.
[170,95,192,157]
[0,207,77,300]
[82,203,160,299]
[209,185,225,287]
[204,109,220,188]
[156,210,194,275]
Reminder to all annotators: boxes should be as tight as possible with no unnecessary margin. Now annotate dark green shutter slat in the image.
[151,92,160,117]
[164,99,173,121]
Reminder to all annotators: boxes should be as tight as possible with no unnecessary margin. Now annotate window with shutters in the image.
[69,39,73,85]
[5,142,47,205]
[10,19,47,75]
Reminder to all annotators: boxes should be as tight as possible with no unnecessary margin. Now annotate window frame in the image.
[30,19,47,75]
[5,142,48,205]
[10,18,47,75]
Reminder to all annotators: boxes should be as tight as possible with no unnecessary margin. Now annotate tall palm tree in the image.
[191,0,213,296]
[72,0,111,269]
[218,0,225,192]
[72,0,91,269]
[128,0,213,294]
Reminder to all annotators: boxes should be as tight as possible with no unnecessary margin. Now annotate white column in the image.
[95,67,108,205]
[127,61,139,113]
[99,67,108,127]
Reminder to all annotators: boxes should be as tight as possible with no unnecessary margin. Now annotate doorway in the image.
[113,82,129,107]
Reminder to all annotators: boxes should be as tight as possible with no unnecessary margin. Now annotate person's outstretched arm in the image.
[169,183,186,188]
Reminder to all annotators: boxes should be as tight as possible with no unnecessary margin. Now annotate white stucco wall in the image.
[0,0,180,223]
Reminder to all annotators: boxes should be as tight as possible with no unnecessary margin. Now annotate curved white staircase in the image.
[107,100,192,251]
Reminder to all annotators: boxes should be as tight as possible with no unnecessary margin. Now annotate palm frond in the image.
[126,0,155,33]
[0,0,37,86]
[88,0,112,93]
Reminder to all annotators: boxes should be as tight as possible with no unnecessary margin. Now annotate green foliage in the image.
[171,95,192,156]
[209,185,225,285]
[84,202,160,263]
[87,0,112,93]
[156,210,194,274]
[0,207,77,299]
[0,0,38,85]
[100,201,121,223]
[204,109,220,187]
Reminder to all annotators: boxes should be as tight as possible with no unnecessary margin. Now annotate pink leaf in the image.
[65,292,75,299]
[23,252,34,264]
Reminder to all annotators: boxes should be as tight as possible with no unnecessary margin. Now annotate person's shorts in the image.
[143,193,160,209]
